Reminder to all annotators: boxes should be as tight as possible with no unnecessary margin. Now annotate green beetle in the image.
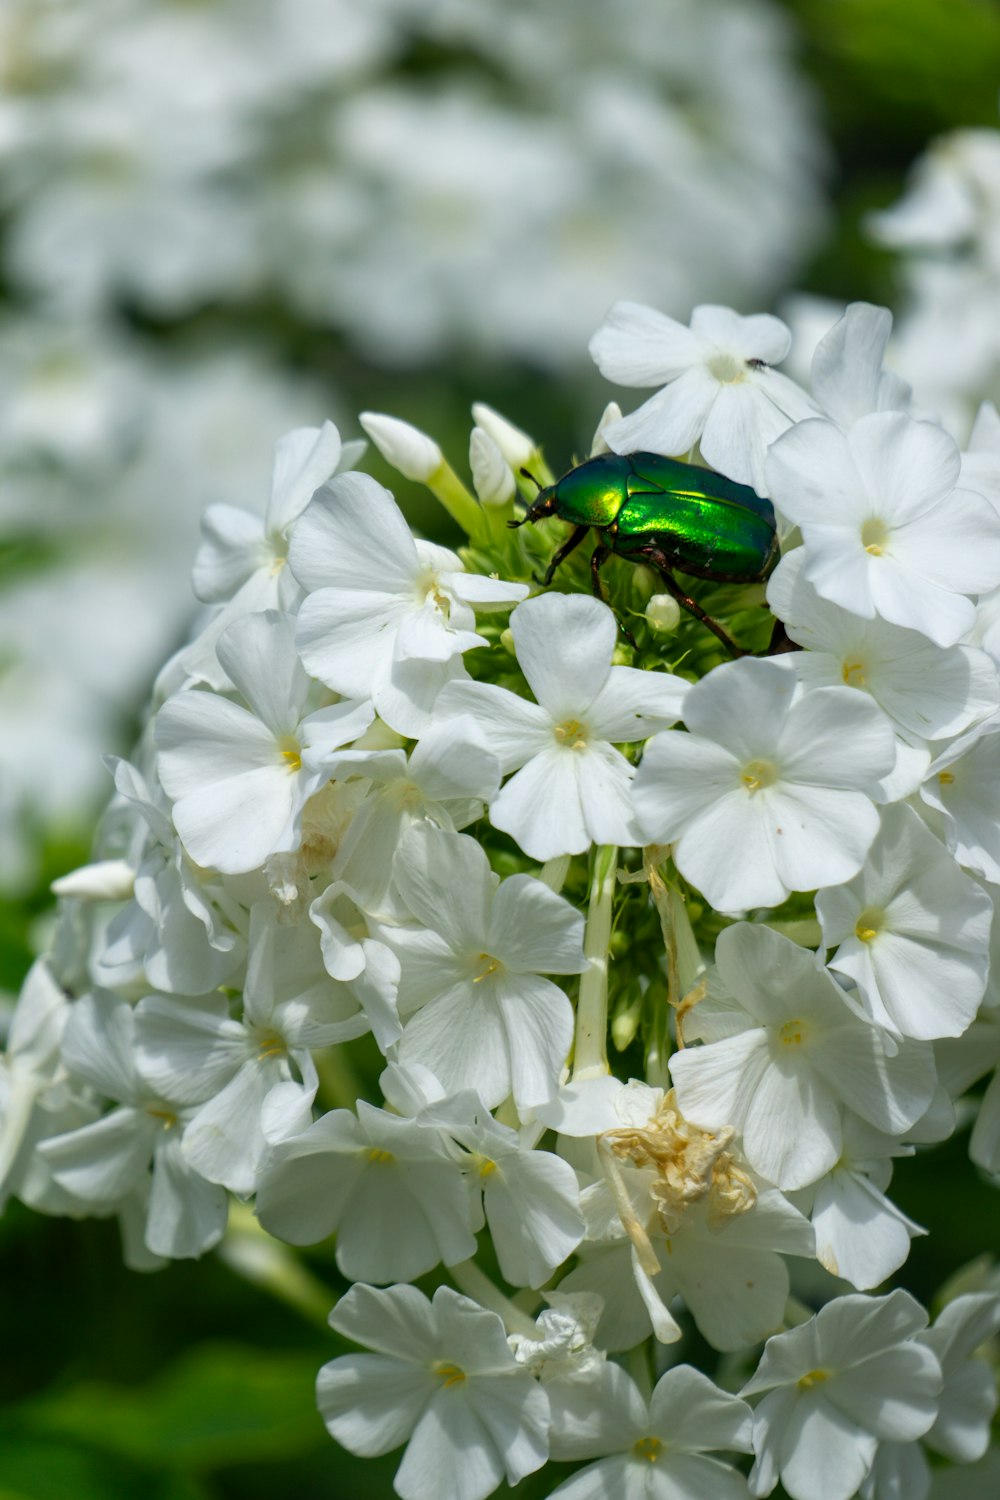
[509,450,780,655]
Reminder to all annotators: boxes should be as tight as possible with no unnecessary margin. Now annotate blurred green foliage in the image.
[4,2,1000,1496]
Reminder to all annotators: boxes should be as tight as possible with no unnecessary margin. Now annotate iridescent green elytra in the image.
[509,450,780,655]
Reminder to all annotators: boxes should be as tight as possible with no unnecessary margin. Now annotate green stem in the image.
[573,844,618,1080]
[449,1259,539,1338]
[217,1202,335,1328]
[427,460,488,542]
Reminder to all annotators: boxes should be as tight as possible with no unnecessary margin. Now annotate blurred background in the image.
[2,1,1000,1495]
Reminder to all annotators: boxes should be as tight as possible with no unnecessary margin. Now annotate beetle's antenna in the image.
[520,467,542,492]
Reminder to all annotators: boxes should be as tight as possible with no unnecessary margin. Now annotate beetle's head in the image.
[508,474,558,529]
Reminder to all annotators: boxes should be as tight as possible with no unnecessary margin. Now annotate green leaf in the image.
[0,1433,208,1500]
[13,1342,327,1471]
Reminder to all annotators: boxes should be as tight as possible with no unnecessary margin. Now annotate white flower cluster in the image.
[4,300,1000,1500]
[0,0,823,363]
[0,0,825,884]
[868,123,1000,438]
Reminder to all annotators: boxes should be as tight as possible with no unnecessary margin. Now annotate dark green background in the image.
[3,2,1000,1495]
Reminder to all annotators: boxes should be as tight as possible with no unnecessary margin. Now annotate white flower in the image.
[765,411,1000,648]
[377,824,587,1109]
[590,301,815,492]
[155,610,374,874]
[317,1283,550,1500]
[669,923,936,1190]
[254,1100,477,1282]
[96,757,246,995]
[419,1088,585,1288]
[39,992,228,1259]
[0,959,72,1210]
[920,1293,1000,1464]
[182,421,358,686]
[435,592,688,860]
[562,1177,814,1353]
[743,1290,942,1500]
[808,301,912,430]
[632,657,896,912]
[546,1361,753,1500]
[799,1116,925,1291]
[768,547,998,743]
[289,470,527,734]
[816,803,992,1040]
[133,903,373,1194]
[329,720,500,922]
[919,721,1000,885]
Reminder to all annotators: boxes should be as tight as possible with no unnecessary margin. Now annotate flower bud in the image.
[471,402,536,469]
[359,412,442,482]
[590,401,623,456]
[51,859,135,901]
[645,593,681,634]
[469,426,515,506]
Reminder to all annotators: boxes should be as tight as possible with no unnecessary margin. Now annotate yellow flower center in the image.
[431,1361,467,1389]
[855,907,885,943]
[367,1148,395,1165]
[798,1368,830,1390]
[633,1435,663,1463]
[472,953,502,983]
[554,718,589,751]
[278,734,302,773]
[257,1032,288,1061]
[707,351,745,384]
[741,758,778,793]
[861,517,890,556]
[841,659,867,687]
[146,1107,178,1131]
[778,1019,806,1047]
[938,770,955,787]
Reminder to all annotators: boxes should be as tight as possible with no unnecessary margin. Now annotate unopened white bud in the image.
[471,402,536,470]
[590,401,623,456]
[359,412,442,482]
[469,426,515,506]
[51,859,135,901]
[645,594,681,634]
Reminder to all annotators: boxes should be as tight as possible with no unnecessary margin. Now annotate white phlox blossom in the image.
[0,958,73,1211]
[95,756,247,995]
[317,1283,550,1500]
[765,412,1000,647]
[742,1290,942,1500]
[7,310,1000,1497]
[632,656,897,912]
[558,1085,815,1351]
[254,1098,478,1284]
[374,823,587,1109]
[435,592,688,859]
[546,1361,754,1499]
[156,609,374,873]
[768,547,999,744]
[289,471,527,735]
[132,902,374,1196]
[918,719,1000,885]
[39,991,228,1259]
[793,1116,926,1291]
[669,923,936,1190]
[815,803,993,1040]
[590,301,816,492]
[181,420,362,687]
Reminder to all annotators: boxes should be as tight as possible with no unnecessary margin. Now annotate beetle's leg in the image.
[538,525,589,586]
[653,566,746,658]
[590,543,637,647]
[589,541,610,602]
